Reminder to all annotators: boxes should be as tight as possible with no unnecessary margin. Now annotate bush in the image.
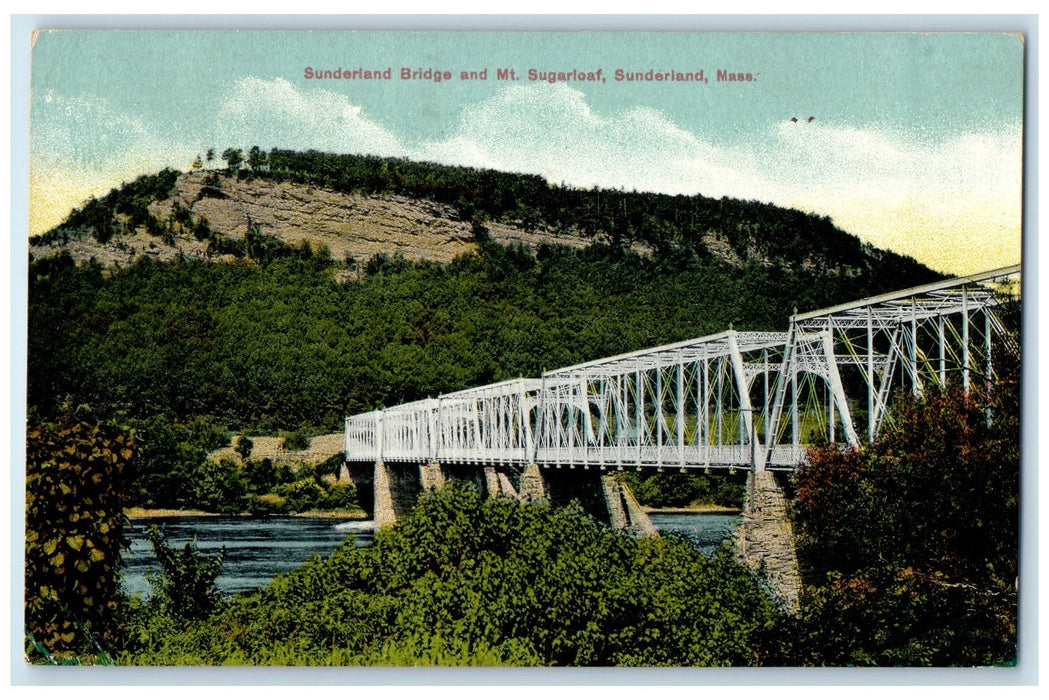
[281,428,311,452]
[788,381,1020,666]
[277,478,327,513]
[25,411,135,658]
[143,525,224,621]
[245,492,289,515]
[191,459,246,514]
[121,485,783,666]
[234,436,253,460]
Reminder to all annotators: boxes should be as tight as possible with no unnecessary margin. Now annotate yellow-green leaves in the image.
[25,413,136,657]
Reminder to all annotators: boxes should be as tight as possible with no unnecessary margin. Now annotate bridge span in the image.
[342,264,1019,608]
[346,264,1019,476]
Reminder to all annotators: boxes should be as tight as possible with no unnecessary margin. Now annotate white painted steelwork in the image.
[534,330,786,470]
[762,265,1020,469]
[345,378,542,465]
[346,266,1020,471]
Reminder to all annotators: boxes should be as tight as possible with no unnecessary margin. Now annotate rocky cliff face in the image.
[29,170,591,270]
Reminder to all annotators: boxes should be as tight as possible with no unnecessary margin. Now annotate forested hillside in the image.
[28,151,942,512]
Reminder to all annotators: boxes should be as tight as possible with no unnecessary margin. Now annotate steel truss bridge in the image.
[345,265,1020,472]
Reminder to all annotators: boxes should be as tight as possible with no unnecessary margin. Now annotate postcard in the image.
[21,26,1025,674]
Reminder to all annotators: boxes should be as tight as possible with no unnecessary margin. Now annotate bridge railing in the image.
[344,378,542,465]
[533,330,786,470]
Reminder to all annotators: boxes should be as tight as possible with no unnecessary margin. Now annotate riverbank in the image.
[125,507,369,520]
[643,504,741,515]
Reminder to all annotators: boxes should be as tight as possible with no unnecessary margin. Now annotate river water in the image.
[121,512,740,598]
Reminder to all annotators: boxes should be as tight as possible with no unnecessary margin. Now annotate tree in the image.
[205,148,215,168]
[247,145,268,172]
[221,147,243,173]
[191,154,203,170]
[788,365,1020,666]
[234,435,253,460]
[143,525,224,621]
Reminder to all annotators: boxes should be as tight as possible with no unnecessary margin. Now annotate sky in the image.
[27,30,1025,275]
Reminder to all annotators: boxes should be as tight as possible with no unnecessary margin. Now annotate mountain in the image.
[28,150,943,433]
[29,149,939,285]
[30,168,590,275]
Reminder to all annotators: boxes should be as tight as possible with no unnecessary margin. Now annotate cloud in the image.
[30,78,1022,275]
[213,77,406,157]
[417,84,754,197]
[418,84,1022,274]
[29,91,192,234]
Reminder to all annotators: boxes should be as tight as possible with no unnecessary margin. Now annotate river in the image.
[121,512,740,598]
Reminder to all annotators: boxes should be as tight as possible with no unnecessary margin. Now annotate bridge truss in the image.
[346,265,1019,472]
[762,265,1020,469]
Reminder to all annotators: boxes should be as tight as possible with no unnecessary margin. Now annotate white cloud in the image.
[29,91,192,234]
[214,77,406,157]
[417,84,1022,274]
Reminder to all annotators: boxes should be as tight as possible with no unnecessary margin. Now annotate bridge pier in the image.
[373,461,424,528]
[735,470,801,615]
[420,461,446,491]
[348,459,654,535]
[519,464,546,502]
[543,469,657,536]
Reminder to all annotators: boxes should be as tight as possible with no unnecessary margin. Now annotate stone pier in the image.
[736,469,802,615]
[350,459,655,535]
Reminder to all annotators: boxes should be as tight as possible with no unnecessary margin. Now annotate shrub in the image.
[281,428,311,452]
[143,525,224,621]
[234,436,253,460]
[25,411,135,657]
[789,382,1019,666]
[121,485,783,666]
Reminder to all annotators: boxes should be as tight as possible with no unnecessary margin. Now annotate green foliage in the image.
[142,524,225,621]
[623,470,746,508]
[197,173,226,201]
[192,459,247,514]
[247,145,268,171]
[785,374,1020,666]
[120,486,782,666]
[234,435,253,460]
[31,169,180,247]
[28,235,934,435]
[221,147,244,173]
[281,427,311,451]
[25,410,135,657]
[125,415,227,509]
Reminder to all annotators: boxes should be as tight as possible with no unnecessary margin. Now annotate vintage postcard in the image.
[21,26,1025,674]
